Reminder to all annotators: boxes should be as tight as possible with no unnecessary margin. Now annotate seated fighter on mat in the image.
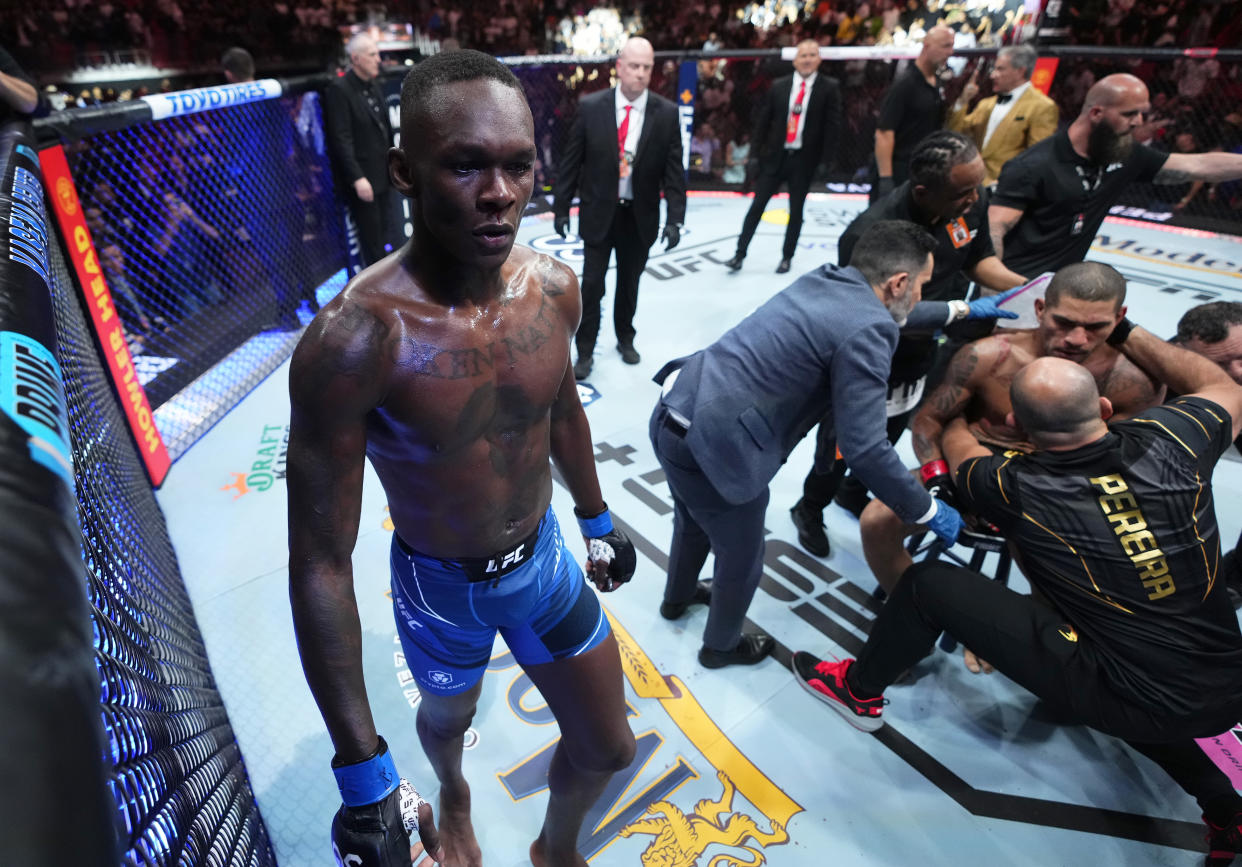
[286,51,637,867]
[793,326,1242,867]
[859,261,1164,595]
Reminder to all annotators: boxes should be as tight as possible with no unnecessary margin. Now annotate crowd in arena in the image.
[5,0,1239,78]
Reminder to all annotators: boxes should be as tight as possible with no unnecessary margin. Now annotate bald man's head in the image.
[616,37,654,101]
[793,39,822,77]
[1082,73,1148,112]
[1011,358,1106,447]
[919,25,956,69]
[1076,73,1149,165]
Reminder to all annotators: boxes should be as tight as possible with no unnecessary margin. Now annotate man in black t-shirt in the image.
[991,73,1242,278]
[790,131,1025,556]
[869,25,954,203]
[792,324,1242,865]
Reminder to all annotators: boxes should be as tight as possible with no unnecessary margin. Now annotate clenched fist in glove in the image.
[331,737,443,867]
[575,503,637,592]
[920,459,958,511]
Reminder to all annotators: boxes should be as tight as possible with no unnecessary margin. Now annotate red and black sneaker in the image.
[791,651,886,732]
[1204,811,1242,866]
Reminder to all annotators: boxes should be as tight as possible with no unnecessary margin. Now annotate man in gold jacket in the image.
[948,45,1058,188]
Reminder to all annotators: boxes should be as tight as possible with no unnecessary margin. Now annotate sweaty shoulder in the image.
[289,262,407,408]
[506,244,580,328]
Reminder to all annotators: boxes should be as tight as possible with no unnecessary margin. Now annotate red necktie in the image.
[786,79,806,144]
[618,104,633,158]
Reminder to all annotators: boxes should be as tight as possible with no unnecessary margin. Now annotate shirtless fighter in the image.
[287,51,637,867]
[860,261,1163,594]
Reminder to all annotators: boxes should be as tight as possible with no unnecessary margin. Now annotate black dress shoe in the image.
[573,356,593,380]
[790,500,830,558]
[659,583,712,620]
[617,343,640,364]
[698,633,775,669]
[724,254,744,272]
[775,257,792,274]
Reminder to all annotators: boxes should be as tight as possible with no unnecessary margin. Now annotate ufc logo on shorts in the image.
[486,543,526,573]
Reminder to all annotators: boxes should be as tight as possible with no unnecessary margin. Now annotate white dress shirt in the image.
[615,88,648,199]
[784,71,817,150]
[983,80,1030,148]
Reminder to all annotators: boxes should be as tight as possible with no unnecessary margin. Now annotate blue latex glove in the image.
[966,286,1023,320]
[926,500,964,547]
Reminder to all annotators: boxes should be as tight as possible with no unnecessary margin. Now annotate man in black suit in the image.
[324,33,394,268]
[554,36,687,381]
[724,39,841,275]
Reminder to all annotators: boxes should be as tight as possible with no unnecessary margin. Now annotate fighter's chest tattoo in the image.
[389,294,564,379]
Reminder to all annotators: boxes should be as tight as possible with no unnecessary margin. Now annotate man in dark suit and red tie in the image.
[724,39,842,275]
[554,36,687,381]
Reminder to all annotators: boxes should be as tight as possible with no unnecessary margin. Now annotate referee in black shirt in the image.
[869,25,955,203]
[793,322,1242,864]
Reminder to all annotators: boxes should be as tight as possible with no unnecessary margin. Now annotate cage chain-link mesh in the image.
[45,202,275,866]
[64,92,345,457]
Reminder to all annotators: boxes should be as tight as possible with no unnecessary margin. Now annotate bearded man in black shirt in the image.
[794,320,1242,866]
[990,73,1242,277]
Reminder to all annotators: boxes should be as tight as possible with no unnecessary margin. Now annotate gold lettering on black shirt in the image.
[1089,473,1174,600]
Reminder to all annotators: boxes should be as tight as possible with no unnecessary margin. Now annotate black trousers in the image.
[734,150,813,261]
[800,409,916,511]
[800,334,940,510]
[852,560,1242,817]
[650,404,768,653]
[579,203,649,355]
[349,187,392,268]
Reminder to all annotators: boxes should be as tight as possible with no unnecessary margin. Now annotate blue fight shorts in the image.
[390,506,611,695]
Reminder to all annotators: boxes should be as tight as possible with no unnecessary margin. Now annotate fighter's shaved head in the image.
[1011,358,1104,447]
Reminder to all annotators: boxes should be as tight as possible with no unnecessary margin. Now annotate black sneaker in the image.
[1204,810,1241,866]
[791,651,886,732]
[790,500,830,558]
[573,356,593,380]
[617,343,640,365]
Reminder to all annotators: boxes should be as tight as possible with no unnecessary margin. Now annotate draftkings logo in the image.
[221,423,289,499]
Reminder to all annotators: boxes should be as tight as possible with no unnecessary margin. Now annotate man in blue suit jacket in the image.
[650,221,1005,668]
[554,37,687,380]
